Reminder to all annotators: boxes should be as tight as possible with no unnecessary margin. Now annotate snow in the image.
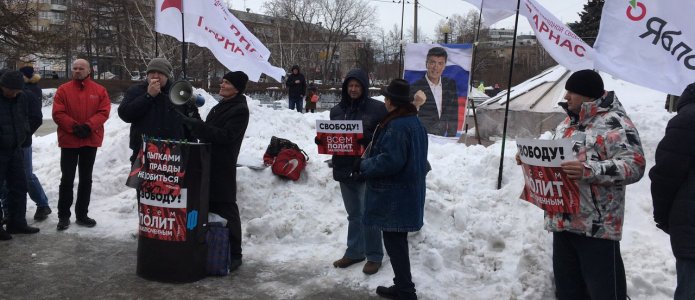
[29,76,676,299]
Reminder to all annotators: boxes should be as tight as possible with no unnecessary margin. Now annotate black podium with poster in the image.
[126,139,211,283]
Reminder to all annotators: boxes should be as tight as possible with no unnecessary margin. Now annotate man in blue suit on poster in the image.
[410,47,459,137]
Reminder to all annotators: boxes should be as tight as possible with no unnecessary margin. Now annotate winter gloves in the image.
[72,124,91,139]
[181,116,204,131]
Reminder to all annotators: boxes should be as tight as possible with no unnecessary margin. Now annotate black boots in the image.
[34,206,52,221]
[376,285,398,299]
[6,224,40,234]
[76,216,97,227]
[57,218,70,231]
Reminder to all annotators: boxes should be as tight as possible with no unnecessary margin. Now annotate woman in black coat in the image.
[183,71,250,272]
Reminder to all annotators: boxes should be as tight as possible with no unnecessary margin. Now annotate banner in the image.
[404,44,472,137]
[127,139,189,241]
[594,1,695,95]
[155,0,285,82]
[462,0,594,71]
[517,138,580,214]
[521,0,594,71]
[316,120,364,156]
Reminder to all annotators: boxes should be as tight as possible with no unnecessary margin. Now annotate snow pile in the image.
[28,78,676,299]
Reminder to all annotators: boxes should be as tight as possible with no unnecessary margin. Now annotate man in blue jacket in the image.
[327,69,387,275]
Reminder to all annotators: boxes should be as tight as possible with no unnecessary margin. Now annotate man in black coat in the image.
[118,58,198,163]
[410,47,459,137]
[651,82,695,299]
[327,69,387,275]
[285,65,306,113]
[182,71,250,273]
[0,70,41,240]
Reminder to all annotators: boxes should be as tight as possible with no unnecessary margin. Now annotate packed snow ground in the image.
[31,75,675,299]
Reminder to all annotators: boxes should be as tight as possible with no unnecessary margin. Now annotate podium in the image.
[128,141,211,283]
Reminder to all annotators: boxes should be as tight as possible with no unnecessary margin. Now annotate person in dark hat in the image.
[119,57,199,164]
[0,70,41,239]
[181,70,250,273]
[10,66,52,221]
[355,78,429,299]
[285,64,306,113]
[516,69,645,299]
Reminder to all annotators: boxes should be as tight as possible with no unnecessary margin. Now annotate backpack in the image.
[206,222,230,276]
[263,136,309,181]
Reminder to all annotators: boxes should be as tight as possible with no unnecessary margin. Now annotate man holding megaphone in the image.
[118,58,200,163]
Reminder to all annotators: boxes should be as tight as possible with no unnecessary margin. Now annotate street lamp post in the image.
[441,23,452,44]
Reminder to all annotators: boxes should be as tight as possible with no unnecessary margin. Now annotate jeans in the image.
[553,231,626,300]
[23,146,48,208]
[0,149,28,227]
[675,258,695,300]
[58,147,97,220]
[289,96,303,112]
[383,231,417,299]
[339,181,383,262]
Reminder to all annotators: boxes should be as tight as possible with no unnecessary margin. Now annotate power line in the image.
[417,2,446,18]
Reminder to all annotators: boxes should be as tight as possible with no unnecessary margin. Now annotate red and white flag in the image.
[463,0,594,71]
[155,0,285,82]
[594,0,695,95]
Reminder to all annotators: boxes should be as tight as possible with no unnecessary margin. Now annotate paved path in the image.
[0,232,376,299]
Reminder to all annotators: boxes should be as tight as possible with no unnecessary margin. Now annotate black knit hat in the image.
[381,78,411,104]
[565,69,604,99]
[19,66,35,78]
[223,71,249,94]
[0,70,25,90]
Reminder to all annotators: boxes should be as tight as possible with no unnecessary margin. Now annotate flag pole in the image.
[496,0,522,190]
[180,2,187,79]
[468,0,485,145]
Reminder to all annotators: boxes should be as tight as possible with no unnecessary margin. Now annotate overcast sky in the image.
[234,0,588,41]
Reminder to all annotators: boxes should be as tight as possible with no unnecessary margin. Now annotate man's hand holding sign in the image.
[315,120,365,156]
[516,138,580,213]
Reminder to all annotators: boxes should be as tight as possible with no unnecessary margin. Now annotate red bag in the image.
[271,148,308,181]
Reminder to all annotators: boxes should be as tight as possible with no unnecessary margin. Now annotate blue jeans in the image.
[23,146,48,208]
[289,96,303,112]
[675,258,695,300]
[339,181,383,262]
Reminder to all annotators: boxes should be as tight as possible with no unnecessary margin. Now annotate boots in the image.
[0,227,11,240]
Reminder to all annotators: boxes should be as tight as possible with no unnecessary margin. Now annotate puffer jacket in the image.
[329,69,388,183]
[362,115,429,232]
[650,83,695,259]
[0,92,30,152]
[52,77,111,148]
[546,91,645,241]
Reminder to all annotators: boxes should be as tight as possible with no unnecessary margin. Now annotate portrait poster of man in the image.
[404,43,472,137]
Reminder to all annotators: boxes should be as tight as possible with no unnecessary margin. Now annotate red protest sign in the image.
[316,120,364,156]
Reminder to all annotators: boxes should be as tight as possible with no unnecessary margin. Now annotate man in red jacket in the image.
[52,59,111,231]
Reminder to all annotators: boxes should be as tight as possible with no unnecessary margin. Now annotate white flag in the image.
[520,0,594,71]
[594,1,695,95]
[155,0,285,82]
[461,0,516,27]
[464,0,594,71]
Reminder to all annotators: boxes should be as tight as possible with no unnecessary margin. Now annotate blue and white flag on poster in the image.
[404,43,473,138]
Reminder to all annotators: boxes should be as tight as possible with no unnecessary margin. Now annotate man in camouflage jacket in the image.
[548,70,645,300]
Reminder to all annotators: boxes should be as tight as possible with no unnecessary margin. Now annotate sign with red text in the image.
[126,139,189,241]
[316,120,364,156]
[517,138,580,214]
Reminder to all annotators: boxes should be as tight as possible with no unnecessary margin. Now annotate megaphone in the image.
[169,80,205,107]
